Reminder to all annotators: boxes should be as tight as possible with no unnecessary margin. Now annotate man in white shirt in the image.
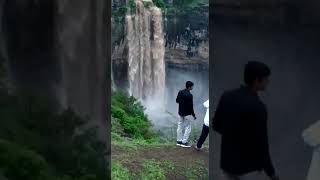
[302,120,320,180]
[195,99,209,150]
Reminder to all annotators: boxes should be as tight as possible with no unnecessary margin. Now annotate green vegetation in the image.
[139,160,166,180]
[112,0,207,21]
[111,160,168,180]
[0,139,53,180]
[172,0,198,9]
[111,91,158,141]
[111,91,209,179]
[112,6,128,20]
[111,91,168,179]
[0,92,107,180]
[128,0,137,14]
[166,0,208,18]
[111,162,131,180]
[185,160,209,180]
[112,0,166,23]
[153,0,165,9]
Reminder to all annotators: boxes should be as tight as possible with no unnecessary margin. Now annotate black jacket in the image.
[176,89,195,117]
[212,85,275,177]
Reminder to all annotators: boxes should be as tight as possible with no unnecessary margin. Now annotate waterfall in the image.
[126,0,165,103]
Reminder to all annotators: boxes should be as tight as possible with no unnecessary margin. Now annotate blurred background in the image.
[210,0,320,179]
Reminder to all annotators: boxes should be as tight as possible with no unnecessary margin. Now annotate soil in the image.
[112,145,209,180]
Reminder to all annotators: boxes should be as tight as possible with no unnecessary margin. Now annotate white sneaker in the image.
[180,142,191,148]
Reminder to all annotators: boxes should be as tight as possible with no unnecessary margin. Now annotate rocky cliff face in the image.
[112,0,209,84]
[112,3,209,93]
[165,47,208,71]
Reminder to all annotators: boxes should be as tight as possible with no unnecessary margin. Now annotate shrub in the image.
[0,139,55,180]
[0,92,108,180]
[129,0,136,13]
[153,0,165,9]
[111,91,157,140]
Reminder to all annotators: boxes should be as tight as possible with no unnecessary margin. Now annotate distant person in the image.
[212,61,279,180]
[194,99,209,151]
[176,81,196,148]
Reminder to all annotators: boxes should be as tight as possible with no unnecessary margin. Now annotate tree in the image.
[172,0,196,9]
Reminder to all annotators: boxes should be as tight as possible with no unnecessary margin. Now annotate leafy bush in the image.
[0,139,55,180]
[111,91,157,140]
[112,91,146,118]
[128,0,137,13]
[112,6,128,23]
[0,92,108,180]
[111,117,125,136]
[153,0,165,9]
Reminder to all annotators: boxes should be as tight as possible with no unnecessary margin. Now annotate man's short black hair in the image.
[186,81,194,89]
[244,61,271,86]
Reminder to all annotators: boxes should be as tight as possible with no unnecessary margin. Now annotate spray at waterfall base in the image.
[141,94,206,143]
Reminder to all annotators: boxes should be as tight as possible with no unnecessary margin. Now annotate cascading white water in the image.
[126,0,165,103]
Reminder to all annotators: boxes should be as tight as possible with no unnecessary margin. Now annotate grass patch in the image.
[111,162,131,180]
[138,160,166,180]
[111,160,168,180]
[112,132,172,151]
[185,160,208,180]
[162,160,175,172]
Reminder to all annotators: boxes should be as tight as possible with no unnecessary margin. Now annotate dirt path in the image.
[112,145,209,180]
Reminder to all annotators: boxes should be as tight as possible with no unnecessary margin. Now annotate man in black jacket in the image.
[212,61,279,180]
[176,81,196,148]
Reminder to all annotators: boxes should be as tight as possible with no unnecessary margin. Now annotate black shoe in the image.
[194,145,203,151]
[176,141,182,146]
[180,142,191,148]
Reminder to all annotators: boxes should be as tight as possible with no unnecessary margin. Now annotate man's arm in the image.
[262,132,276,177]
[176,91,181,104]
[212,93,226,134]
[191,94,196,118]
[260,112,276,178]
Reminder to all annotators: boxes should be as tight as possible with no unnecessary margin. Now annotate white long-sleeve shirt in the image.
[303,120,320,180]
[203,99,209,126]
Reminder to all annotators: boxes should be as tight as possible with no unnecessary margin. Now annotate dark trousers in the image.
[197,124,209,148]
